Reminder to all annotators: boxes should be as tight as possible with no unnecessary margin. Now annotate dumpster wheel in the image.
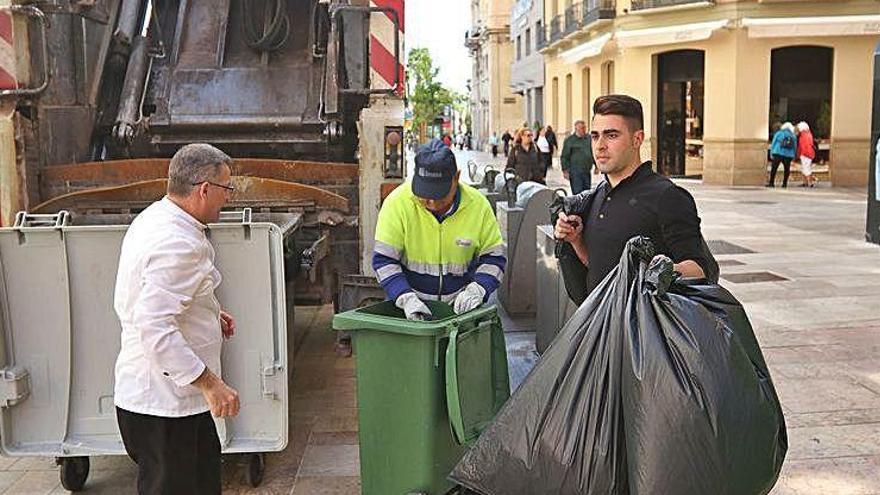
[57,456,89,491]
[244,453,265,487]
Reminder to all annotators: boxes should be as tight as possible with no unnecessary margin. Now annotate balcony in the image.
[546,2,617,48]
[564,4,583,36]
[630,0,714,12]
[549,15,564,43]
[583,0,616,25]
[464,27,483,50]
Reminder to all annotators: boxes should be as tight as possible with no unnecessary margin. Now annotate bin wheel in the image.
[244,453,265,488]
[58,456,89,492]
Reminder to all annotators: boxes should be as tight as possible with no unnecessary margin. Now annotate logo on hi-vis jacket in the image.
[456,238,473,248]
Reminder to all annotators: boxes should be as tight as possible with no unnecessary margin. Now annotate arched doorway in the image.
[656,50,705,177]
[770,46,834,162]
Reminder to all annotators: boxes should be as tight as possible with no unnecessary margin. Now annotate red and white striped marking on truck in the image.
[370,0,404,95]
[0,9,15,90]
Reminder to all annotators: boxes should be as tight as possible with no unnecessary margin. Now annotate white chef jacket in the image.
[114,197,223,417]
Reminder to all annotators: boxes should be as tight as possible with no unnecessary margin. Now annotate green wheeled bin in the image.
[332,301,510,495]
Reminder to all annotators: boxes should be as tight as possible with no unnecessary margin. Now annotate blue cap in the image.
[412,139,458,200]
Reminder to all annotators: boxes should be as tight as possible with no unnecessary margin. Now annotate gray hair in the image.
[167,143,232,197]
[574,120,586,127]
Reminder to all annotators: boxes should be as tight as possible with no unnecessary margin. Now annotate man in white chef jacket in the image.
[114,143,240,494]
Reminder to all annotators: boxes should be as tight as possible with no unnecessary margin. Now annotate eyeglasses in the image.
[192,181,235,193]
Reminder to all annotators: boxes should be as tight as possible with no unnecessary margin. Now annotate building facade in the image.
[510,0,547,128]
[540,0,880,186]
[467,0,525,150]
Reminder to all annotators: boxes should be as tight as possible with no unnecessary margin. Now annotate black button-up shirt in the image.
[583,161,708,294]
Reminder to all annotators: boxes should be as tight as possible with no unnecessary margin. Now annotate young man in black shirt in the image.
[554,94,710,296]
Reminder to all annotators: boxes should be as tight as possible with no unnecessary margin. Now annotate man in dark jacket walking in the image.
[501,130,513,157]
[560,120,595,194]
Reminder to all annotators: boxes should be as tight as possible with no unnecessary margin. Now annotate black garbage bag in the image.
[450,237,787,495]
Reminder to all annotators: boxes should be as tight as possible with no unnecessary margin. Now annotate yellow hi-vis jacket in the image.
[372,182,506,303]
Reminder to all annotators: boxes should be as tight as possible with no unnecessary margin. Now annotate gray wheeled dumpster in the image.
[0,209,294,490]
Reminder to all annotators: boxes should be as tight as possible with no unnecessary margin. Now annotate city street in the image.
[1,149,878,494]
[0,0,875,491]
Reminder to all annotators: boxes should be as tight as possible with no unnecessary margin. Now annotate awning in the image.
[615,19,730,48]
[742,15,880,38]
[559,33,613,64]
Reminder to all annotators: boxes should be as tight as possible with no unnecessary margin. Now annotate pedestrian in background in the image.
[508,128,544,184]
[796,121,817,187]
[767,122,797,188]
[537,127,553,175]
[545,125,558,157]
[502,129,513,157]
[561,120,595,194]
[489,132,500,158]
[114,143,240,494]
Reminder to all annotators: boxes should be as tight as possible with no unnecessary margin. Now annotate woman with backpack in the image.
[507,127,544,183]
[767,122,798,188]
[796,121,817,188]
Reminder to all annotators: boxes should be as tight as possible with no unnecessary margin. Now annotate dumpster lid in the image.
[0,215,289,456]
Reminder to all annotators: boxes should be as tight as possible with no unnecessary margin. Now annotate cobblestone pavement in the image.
[2,149,878,494]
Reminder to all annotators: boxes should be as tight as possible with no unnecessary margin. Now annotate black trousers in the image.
[768,154,792,187]
[541,151,553,173]
[117,407,221,495]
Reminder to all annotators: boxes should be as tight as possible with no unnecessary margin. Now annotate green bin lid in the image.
[332,300,497,336]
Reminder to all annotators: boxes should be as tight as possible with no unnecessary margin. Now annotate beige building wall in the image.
[488,30,525,136]
[540,0,880,186]
[468,0,524,149]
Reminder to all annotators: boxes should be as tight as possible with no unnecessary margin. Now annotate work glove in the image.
[395,292,433,321]
[453,282,486,314]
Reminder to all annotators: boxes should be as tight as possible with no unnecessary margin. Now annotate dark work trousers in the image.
[569,166,592,195]
[541,152,553,174]
[116,407,221,495]
[491,145,498,158]
[768,154,792,188]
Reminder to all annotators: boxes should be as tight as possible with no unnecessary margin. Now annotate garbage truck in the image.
[0,0,405,489]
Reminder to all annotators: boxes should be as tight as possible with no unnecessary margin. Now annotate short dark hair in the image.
[593,94,644,132]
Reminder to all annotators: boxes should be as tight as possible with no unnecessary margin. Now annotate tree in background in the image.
[407,48,459,141]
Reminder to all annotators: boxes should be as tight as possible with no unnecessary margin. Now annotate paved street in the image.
[1,149,878,494]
